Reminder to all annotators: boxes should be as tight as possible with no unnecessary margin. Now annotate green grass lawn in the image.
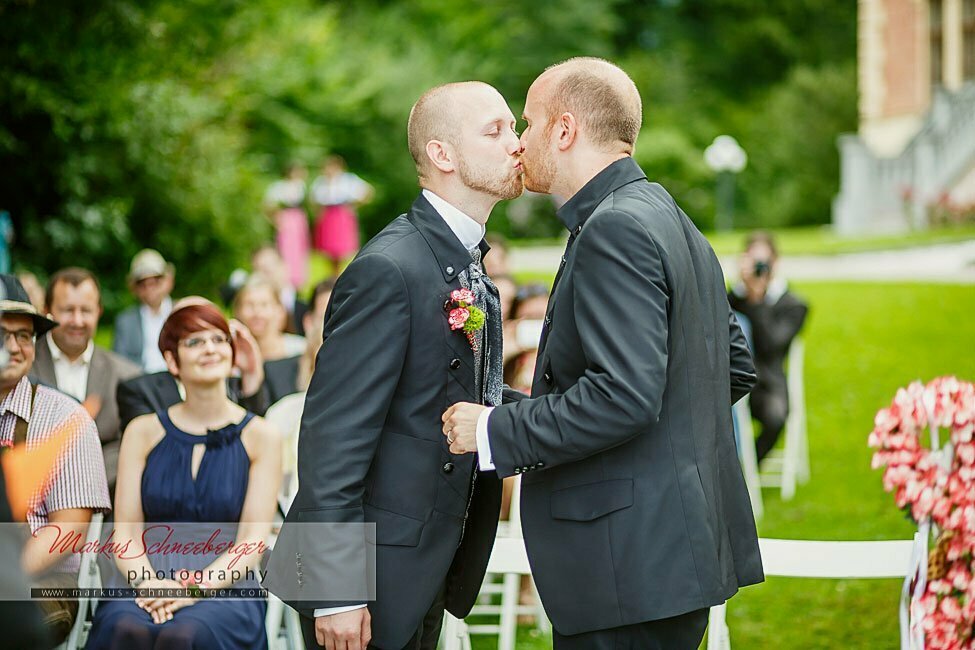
[511,223,975,259]
[469,281,975,649]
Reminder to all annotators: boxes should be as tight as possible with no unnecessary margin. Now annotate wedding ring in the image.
[447,429,455,444]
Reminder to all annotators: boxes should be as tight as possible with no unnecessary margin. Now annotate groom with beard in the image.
[443,58,764,649]
[265,81,524,650]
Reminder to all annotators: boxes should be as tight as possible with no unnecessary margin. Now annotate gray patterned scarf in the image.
[458,246,503,407]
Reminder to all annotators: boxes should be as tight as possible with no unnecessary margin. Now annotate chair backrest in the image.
[758,538,915,578]
[264,392,306,513]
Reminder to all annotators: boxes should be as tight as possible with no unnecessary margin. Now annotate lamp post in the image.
[704,135,747,232]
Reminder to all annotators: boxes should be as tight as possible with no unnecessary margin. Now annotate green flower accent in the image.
[463,305,486,333]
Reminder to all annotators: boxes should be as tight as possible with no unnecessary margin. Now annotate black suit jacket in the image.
[487,158,763,635]
[264,355,301,406]
[116,372,271,433]
[728,288,808,402]
[264,194,502,649]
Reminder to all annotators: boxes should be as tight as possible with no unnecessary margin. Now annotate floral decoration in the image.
[445,288,486,352]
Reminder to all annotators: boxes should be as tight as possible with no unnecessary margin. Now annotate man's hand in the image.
[315,608,371,650]
[441,402,486,454]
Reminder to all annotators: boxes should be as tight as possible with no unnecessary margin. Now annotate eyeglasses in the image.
[179,334,231,349]
[1,328,36,347]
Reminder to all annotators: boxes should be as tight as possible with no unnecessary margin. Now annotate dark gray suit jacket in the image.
[487,158,763,635]
[265,195,503,649]
[30,335,141,489]
[112,305,144,368]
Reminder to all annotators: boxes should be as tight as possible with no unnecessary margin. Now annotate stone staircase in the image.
[833,82,975,234]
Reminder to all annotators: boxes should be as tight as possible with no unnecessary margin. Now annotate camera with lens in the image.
[753,259,771,278]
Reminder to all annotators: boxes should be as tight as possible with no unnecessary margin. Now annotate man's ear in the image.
[555,112,577,151]
[425,140,456,174]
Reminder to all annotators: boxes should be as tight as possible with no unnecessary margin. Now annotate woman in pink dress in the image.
[310,155,373,275]
[263,163,310,290]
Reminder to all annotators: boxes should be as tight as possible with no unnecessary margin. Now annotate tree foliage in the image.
[0,0,856,310]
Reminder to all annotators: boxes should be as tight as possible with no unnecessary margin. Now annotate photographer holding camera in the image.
[728,231,808,462]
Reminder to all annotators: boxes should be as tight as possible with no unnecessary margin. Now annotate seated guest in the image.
[728,230,809,462]
[113,249,176,372]
[85,302,281,650]
[29,268,140,492]
[263,278,334,404]
[502,283,549,392]
[233,274,305,362]
[116,297,270,431]
[0,274,110,647]
[251,245,308,335]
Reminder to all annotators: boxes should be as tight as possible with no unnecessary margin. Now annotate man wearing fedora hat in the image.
[0,273,111,646]
[113,248,176,373]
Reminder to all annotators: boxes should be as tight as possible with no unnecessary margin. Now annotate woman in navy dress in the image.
[86,301,281,649]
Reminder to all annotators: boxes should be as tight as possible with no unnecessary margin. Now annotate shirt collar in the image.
[556,157,647,234]
[421,189,486,251]
[141,296,173,319]
[0,376,34,422]
[47,335,94,365]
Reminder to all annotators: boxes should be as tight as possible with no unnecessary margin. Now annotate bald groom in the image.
[443,58,763,649]
[266,81,524,650]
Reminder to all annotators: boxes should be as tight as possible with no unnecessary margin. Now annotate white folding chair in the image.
[733,396,763,520]
[263,392,306,650]
[706,537,916,650]
[758,337,809,500]
[465,477,549,650]
[59,512,104,650]
[442,537,539,650]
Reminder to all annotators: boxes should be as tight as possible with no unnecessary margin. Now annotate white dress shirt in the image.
[47,336,94,403]
[140,297,172,373]
[314,189,485,620]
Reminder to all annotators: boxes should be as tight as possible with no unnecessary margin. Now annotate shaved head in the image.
[536,57,643,151]
[408,81,495,179]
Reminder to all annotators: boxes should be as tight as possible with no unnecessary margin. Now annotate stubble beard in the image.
[521,147,556,195]
[458,159,524,201]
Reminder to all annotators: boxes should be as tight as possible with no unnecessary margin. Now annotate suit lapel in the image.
[86,348,110,400]
[407,194,480,402]
[30,334,58,385]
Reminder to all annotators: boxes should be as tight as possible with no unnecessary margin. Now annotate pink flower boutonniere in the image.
[445,288,486,352]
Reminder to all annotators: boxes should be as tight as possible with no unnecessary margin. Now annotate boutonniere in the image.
[445,288,486,352]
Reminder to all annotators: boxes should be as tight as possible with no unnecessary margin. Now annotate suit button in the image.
[514,467,522,474]
[442,462,454,473]
[543,371,552,383]
[536,461,545,469]
[450,358,461,370]
[444,299,452,311]
[446,266,454,275]
[544,315,551,325]
[574,225,582,235]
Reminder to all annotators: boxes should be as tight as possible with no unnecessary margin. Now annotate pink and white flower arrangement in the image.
[870,377,975,648]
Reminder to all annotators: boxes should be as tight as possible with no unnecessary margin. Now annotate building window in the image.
[932,0,944,86]
[964,0,975,80]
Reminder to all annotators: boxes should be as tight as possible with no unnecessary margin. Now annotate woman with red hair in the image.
[86,303,281,650]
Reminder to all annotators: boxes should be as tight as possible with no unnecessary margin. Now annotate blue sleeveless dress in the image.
[85,411,267,650]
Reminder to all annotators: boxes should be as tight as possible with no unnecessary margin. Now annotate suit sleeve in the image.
[295,251,409,518]
[728,307,757,404]
[486,211,668,476]
[116,377,151,435]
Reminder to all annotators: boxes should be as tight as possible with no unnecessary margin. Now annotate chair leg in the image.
[707,602,731,650]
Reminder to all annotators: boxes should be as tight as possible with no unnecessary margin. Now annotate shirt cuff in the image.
[314,604,367,618]
[476,407,496,471]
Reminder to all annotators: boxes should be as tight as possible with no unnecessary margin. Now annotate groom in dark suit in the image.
[443,58,764,649]
[264,81,523,650]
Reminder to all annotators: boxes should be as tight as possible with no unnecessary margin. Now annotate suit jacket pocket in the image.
[364,503,425,547]
[549,478,633,522]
